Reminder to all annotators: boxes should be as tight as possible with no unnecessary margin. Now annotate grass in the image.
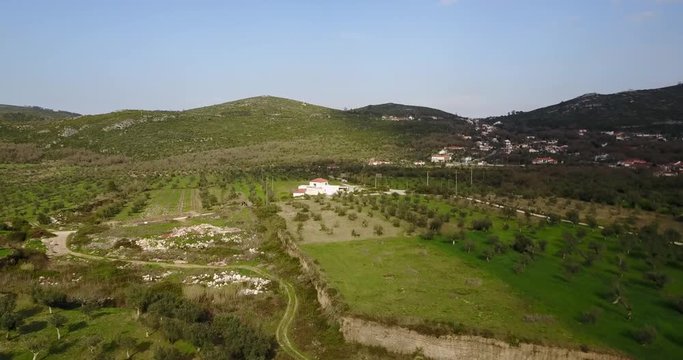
[302,237,583,346]
[301,194,683,359]
[23,239,47,253]
[0,247,12,258]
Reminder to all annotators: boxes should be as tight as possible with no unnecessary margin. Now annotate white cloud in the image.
[627,10,657,22]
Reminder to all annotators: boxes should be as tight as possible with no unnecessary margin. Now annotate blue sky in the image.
[1,0,682,117]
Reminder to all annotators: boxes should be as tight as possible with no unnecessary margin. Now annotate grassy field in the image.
[303,237,583,345]
[300,194,683,359]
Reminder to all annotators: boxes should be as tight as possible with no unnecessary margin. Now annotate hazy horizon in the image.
[2,0,682,117]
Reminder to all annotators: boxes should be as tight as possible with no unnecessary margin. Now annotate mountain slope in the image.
[494,84,683,134]
[0,96,471,164]
[0,104,80,120]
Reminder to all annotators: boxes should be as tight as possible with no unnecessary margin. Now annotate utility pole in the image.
[470,167,473,187]
[427,171,430,187]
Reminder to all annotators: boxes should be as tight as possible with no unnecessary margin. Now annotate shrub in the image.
[462,239,476,253]
[674,297,683,313]
[512,234,535,254]
[578,307,602,324]
[631,325,657,345]
[153,345,189,360]
[348,213,358,221]
[420,230,435,241]
[429,218,443,233]
[471,218,492,231]
[645,271,669,289]
[114,238,142,251]
[373,225,384,236]
[293,212,310,222]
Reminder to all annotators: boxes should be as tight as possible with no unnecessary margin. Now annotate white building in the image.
[292,178,350,197]
[431,153,452,163]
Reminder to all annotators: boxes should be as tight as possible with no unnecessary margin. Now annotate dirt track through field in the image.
[178,189,185,214]
[45,231,309,360]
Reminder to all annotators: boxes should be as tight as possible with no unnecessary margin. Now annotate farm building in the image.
[292,178,353,197]
[431,153,452,163]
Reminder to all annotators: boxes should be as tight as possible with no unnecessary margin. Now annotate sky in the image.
[1,0,682,118]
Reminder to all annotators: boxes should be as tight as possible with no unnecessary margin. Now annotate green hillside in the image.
[0,104,80,120]
[0,96,470,164]
[494,84,683,134]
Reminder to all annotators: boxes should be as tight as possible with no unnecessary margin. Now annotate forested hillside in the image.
[492,84,683,134]
[0,96,471,164]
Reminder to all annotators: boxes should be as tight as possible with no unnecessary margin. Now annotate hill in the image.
[0,104,80,121]
[350,102,463,121]
[0,96,471,165]
[492,84,683,134]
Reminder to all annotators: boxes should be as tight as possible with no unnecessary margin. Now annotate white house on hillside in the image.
[431,153,452,163]
[293,178,352,197]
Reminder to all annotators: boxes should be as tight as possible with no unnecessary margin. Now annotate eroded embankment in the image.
[341,317,626,360]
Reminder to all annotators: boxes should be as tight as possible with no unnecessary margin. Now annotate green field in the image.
[301,195,683,359]
[303,238,584,345]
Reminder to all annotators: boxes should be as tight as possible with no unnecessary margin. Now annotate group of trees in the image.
[128,282,276,359]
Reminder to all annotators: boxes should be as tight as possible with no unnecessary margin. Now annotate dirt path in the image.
[458,196,602,229]
[45,231,308,360]
[178,189,186,214]
[191,189,202,213]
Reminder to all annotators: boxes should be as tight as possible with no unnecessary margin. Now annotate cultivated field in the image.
[280,198,402,243]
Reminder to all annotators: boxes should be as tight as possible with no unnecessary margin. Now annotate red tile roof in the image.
[294,189,306,193]
[311,178,328,183]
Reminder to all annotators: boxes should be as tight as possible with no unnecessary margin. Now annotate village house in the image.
[368,159,393,166]
[292,178,352,197]
[532,157,558,165]
[617,159,649,168]
[430,153,452,163]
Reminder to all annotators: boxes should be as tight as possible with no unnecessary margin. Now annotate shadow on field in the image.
[136,341,152,353]
[0,351,15,360]
[49,339,74,354]
[663,330,683,346]
[19,320,47,334]
[17,305,42,318]
[68,320,87,332]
